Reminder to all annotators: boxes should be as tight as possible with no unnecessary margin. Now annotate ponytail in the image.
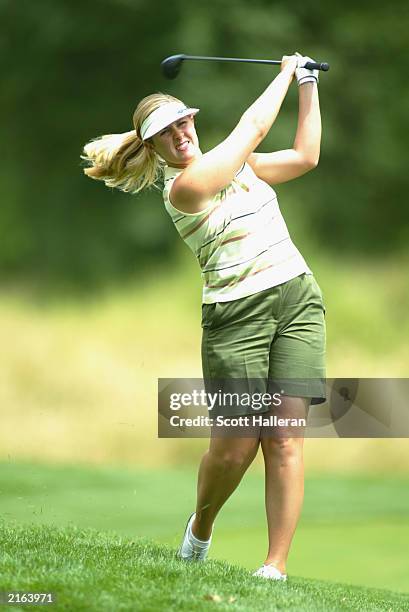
[81,92,183,194]
[82,129,163,194]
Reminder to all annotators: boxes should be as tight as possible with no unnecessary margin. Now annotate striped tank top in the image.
[163,162,312,304]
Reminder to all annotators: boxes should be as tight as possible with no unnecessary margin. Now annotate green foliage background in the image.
[1,0,408,288]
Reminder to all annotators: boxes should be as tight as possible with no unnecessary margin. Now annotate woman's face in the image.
[149,115,200,168]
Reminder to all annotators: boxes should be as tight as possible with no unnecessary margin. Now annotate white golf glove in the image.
[295,51,319,86]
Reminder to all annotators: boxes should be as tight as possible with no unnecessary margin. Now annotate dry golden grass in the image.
[1,251,409,471]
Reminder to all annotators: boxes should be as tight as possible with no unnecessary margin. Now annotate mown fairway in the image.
[1,462,408,595]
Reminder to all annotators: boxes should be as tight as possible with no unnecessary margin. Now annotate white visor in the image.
[140,102,199,141]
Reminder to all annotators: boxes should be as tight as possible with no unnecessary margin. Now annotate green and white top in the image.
[163,162,312,304]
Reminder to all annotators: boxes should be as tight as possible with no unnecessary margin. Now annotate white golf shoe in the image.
[253,563,287,581]
[177,512,212,561]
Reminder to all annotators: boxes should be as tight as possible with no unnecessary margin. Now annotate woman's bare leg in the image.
[192,434,260,540]
[260,396,309,573]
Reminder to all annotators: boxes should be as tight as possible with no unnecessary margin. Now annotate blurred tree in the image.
[0,0,408,288]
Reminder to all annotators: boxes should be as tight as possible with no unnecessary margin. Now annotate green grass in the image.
[1,462,409,596]
[1,522,408,612]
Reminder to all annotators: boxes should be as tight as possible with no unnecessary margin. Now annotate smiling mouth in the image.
[176,141,190,151]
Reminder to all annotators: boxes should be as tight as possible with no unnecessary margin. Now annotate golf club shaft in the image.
[180,54,329,71]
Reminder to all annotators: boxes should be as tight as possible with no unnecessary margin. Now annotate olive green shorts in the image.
[201,273,326,417]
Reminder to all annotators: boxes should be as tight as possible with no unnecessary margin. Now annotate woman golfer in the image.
[83,52,326,581]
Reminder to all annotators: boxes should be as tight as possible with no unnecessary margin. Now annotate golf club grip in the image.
[305,61,330,72]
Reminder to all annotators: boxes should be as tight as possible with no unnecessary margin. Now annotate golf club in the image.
[161,54,330,79]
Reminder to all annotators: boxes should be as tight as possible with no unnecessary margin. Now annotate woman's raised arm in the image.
[247,77,322,185]
[171,55,298,213]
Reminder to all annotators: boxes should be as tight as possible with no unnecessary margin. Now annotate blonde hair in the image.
[81,92,184,194]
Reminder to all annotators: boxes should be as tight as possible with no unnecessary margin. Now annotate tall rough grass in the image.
[1,252,408,469]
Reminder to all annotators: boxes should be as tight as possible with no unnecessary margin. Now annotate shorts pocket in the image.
[201,303,219,328]
[310,276,326,316]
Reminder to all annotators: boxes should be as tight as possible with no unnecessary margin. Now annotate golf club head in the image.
[161,54,186,79]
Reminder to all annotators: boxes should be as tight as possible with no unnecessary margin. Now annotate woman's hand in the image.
[294,51,319,86]
[280,54,298,81]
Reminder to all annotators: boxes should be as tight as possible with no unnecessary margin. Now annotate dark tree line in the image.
[1,0,408,288]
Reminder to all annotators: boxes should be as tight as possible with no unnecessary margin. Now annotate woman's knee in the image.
[208,440,259,471]
[261,437,304,464]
